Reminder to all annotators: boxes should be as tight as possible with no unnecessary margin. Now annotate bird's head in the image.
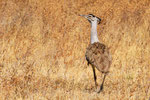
[79,14,101,24]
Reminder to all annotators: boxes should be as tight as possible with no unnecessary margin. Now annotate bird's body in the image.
[80,14,112,93]
[85,42,112,73]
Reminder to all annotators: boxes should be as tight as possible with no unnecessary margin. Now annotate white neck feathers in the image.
[90,20,99,44]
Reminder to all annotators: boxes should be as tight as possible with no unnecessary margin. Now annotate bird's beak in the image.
[79,14,85,17]
[79,14,88,19]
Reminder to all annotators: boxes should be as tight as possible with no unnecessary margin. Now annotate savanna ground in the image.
[0,0,150,100]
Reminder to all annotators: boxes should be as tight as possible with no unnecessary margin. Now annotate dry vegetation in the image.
[0,0,150,100]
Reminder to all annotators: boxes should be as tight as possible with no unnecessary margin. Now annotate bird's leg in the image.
[86,57,90,66]
[92,66,98,87]
[98,73,107,93]
[87,62,90,66]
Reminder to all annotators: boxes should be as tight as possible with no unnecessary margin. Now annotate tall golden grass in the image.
[0,0,150,99]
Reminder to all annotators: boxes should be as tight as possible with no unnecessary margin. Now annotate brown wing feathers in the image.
[85,42,112,73]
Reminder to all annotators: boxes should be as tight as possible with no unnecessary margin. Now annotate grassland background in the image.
[0,0,150,100]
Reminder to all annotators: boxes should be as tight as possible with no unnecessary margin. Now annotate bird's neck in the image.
[90,21,99,44]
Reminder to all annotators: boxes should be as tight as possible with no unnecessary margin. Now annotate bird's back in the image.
[85,42,112,73]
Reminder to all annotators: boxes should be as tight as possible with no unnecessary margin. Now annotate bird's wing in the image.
[85,42,112,73]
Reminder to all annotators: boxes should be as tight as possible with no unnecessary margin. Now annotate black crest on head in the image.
[89,14,95,17]
[88,14,101,24]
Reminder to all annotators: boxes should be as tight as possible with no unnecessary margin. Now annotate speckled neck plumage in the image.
[90,20,99,44]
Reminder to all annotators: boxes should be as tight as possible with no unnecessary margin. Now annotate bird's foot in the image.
[97,84,103,93]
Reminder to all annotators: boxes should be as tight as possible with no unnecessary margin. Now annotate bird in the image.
[79,14,112,93]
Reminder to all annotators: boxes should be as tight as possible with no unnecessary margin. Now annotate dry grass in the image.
[0,0,150,100]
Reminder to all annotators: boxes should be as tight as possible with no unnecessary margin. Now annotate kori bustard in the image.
[80,14,112,93]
